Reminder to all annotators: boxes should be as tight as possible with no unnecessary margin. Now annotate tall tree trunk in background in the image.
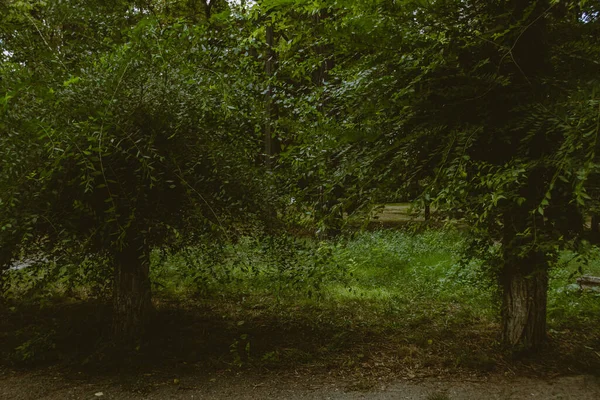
[424,198,431,221]
[313,9,342,238]
[201,0,214,20]
[592,215,599,233]
[112,239,152,344]
[264,22,275,169]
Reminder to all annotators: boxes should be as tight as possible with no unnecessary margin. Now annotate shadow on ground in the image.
[1,296,599,382]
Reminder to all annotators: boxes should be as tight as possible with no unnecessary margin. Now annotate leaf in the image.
[63,76,81,87]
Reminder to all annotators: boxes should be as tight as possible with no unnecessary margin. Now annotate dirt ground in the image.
[2,367,600,400]
[1,297,600,400]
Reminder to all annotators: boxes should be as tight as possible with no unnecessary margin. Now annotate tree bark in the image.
[264,23,275,169]
[501,197,550,351]
[320,184,343,238]
[592,215,599,233]
[112,240,152,344]
[424,201,431,221]
[201,0,214,20]
[501,266,548,350]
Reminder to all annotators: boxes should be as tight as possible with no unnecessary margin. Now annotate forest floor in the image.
[1,296,599,400]
[2,206,599,399]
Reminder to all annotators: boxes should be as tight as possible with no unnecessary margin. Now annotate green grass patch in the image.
[548,248,600,328]
[150,229,496,326]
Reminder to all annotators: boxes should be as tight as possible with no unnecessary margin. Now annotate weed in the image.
[426,392,451,400]
[229,333,251,367]
[13,328,57,363]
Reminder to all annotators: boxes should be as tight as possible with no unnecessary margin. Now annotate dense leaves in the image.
[1,2,269,280]
[2,0,600,349]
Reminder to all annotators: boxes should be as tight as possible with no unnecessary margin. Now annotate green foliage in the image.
[548,247,600,326]
[329,230,495,321]
[150,227,598,332]
[0,2,269,281]
[3,0,600,350]
[5,226,597,331]
[245,0,600,265]
[147,229,496,323]
[151,234,348,300]
[12,327,57,364]
[2,256,112,302]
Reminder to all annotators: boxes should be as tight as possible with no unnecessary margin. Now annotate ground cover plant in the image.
[1,227,599,378]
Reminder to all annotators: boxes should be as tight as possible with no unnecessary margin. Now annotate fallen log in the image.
[576,275,600,291]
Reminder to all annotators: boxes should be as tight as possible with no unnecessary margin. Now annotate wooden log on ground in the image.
[576,275,600,290]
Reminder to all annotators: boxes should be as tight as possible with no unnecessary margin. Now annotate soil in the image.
[1,297,600,400]
[1,367,600,399]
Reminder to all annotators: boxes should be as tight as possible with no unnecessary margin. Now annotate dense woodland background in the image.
[1,0,600,377]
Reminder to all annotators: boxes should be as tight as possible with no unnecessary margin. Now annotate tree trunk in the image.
[264,23,275,169]
[112,241,152,344]
[502,267,548,350]
[424,201,431,221]
[496,0,550,351]
[592,215,599,233]
[501,198,549,351]
[500,237,549,351]
[313,10,342,238]
[201,0,213,20]
[322,187,343,238]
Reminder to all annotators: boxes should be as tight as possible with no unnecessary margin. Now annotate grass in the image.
[548,248,600,327]
[426,393,451,400]
[149,229,496,328]
[1,227,599,379]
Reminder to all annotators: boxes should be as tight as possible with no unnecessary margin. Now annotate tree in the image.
[252,0,358,236]
[0,1,268,343]
[317,0,600,350]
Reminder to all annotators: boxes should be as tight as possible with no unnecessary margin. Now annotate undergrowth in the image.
[1,228,599,373]
[147,229,495,324]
